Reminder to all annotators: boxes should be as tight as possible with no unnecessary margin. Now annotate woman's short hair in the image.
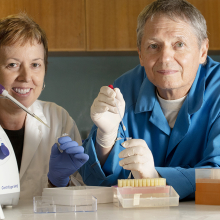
[0,12,48,71]
[137,0,208,50]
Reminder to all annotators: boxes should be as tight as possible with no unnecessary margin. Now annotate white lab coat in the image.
[17,100,81,199]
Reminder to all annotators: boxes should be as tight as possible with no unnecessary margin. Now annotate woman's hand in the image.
[47,136,89,187]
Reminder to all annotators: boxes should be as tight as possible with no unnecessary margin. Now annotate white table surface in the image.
[3,200,220,220]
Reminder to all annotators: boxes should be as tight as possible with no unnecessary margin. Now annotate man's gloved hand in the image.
[48,136,89,187]
[91,86,125,148]
[118,139,159,179]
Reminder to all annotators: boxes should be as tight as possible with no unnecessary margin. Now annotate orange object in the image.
[195,191,220,205]
[196,182,220,193]
[195,169,220,205]
[195,182,220,205]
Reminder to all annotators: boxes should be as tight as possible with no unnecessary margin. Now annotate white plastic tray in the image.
[112,185,179,208]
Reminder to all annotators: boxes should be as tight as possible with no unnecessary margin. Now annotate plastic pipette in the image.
[0,83,50,128]
[108,85,126,131]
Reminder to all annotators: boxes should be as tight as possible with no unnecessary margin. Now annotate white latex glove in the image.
[118,139,159,179]
[91,86,125,148]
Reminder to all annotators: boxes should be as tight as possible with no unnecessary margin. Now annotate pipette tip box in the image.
[33,195,97,213]
[42,186,113,204]
[112,185,179,208]
[195,168,220,205]
[33,186,114,213]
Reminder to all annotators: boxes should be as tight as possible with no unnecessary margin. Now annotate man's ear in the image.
[138,48,144,66]
[199,38,209,64]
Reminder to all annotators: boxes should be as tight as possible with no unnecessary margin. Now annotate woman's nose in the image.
[17,66,31,82]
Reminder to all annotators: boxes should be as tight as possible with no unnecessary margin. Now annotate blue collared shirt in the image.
[79,56,220,200]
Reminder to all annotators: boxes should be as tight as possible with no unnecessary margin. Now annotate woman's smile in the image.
[12,87,32,95]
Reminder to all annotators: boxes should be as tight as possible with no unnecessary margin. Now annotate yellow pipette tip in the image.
[34,115,50,128]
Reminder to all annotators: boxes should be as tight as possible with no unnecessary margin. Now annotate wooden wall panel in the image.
[0,0,86,51]
[188,0,220,50]
[86,0,154,51]
[86,0,220,51]
[0,0,219,52]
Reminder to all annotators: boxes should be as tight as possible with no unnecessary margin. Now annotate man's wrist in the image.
[96,128,118,148]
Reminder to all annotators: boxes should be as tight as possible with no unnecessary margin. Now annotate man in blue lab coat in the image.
[79,0,220,200]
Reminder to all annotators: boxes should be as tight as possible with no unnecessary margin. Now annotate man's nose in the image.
[17,66,31,82]
[158,46,174,63]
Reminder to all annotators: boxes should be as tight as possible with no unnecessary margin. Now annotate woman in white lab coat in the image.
[0,13,88,199]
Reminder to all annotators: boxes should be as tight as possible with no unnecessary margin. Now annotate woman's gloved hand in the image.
[90,86,125,148]
[0,143,9,160]
[118,139,159,179]
[47,136,89,187]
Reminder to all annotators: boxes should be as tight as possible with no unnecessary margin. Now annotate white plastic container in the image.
[195,168,220,183]
[112,185,179,208]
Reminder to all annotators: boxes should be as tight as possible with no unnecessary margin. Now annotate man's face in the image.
[138,14,208,99]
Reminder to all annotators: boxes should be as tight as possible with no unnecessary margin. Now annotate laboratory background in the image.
[1,1,220,220]
[0,0,219,140]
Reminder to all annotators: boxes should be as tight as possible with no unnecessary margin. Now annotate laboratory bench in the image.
[3,200,220,220]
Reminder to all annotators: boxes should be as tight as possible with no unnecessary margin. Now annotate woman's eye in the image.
[32,63,40,68]
[7,63,17,68]
[149,44,158,49]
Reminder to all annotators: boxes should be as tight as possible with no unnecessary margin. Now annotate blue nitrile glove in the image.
[47,136,89,187]
[0,143,9,160]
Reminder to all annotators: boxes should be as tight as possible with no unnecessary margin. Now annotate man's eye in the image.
[176,42,184,47]
[149,44,158,49]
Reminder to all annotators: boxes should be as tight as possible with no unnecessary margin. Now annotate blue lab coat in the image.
[79,56,220,200]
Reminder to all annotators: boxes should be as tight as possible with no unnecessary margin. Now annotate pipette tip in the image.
[33,115,50,128]
[108,85,126,131]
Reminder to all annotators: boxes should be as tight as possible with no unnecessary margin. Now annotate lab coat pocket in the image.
[41,174,48,190]
[20,179,34,199]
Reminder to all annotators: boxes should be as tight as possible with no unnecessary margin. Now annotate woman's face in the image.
[0,41,45,110]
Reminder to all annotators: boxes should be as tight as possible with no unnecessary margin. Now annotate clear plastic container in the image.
[112,185,179,208]
[195,168,220,183]
[42,186,113,204]
[195,168,220,205]
[33,195,97,213]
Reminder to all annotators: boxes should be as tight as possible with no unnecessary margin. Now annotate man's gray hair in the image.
[137,0,208,50]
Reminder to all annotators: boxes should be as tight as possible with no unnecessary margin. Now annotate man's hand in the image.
[119,139,159,179]
[91,86,125,148]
